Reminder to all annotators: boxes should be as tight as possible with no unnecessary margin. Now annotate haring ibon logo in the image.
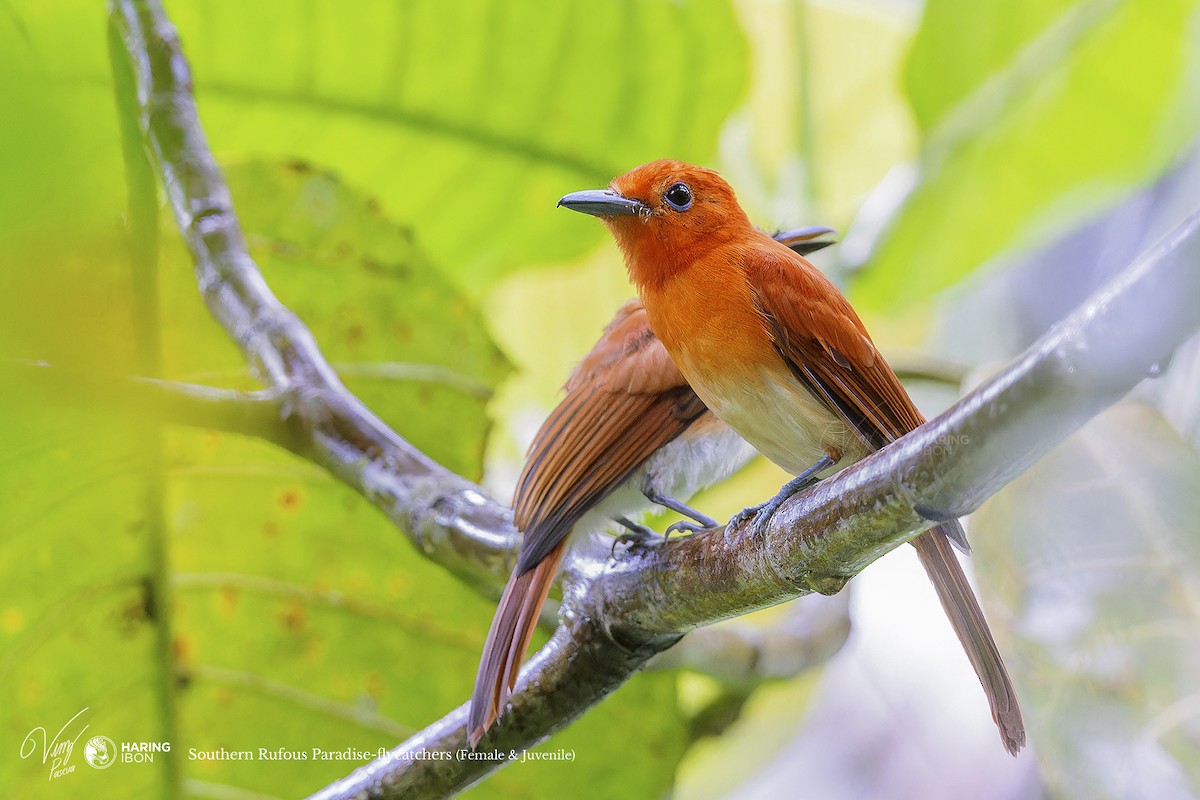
[84,736,117,770]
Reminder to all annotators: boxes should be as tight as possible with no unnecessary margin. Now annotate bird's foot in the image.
[730,493,797,538]
[746,494,790,538]
[641,480,719,532]
[664,519,711,536]
[611,517,660,556]
[730,453,840,536]
[727,502,766,531]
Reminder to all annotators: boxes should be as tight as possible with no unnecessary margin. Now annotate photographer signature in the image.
[21,706,90,781]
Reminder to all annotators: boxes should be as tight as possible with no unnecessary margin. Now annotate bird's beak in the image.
[557,189,648,218]
[774,225,838,256]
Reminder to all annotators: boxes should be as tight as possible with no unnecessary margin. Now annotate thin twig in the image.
[889,351,970,388]
[646,592,852,685]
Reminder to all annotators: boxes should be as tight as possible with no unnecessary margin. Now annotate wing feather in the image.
[512,300,707,574]
[745,245,924,448]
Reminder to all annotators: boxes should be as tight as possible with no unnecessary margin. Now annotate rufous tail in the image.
[467,541,566,747]
[913,524,1026,755]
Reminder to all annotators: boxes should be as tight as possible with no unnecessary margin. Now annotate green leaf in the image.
[971,401,1200,797]
[147,158,512,480]
[0,406,687,798]
[196,160,514,479]
[161,0,747,291]
[855,0,1200,310]
[904,0,1085,133]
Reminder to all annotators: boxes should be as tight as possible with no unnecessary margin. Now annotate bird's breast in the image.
[641,267,775,374]
[638,264,865,476]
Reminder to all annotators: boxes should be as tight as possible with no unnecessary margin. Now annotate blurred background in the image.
[2,0,1199,797]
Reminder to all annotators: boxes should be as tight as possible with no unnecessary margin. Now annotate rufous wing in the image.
[742,241,1026,754]
[469,299,707,746]
[743,242,921,449]
[512,299,706,573]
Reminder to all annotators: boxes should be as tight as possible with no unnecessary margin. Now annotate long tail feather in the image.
[913,524,1026,755]
[467,541,567,747]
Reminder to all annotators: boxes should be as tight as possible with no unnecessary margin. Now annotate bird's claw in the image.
[730,461,833,537]
[728,497,786,537]
[611,526,659,557]
[749,502,779,537]
[727,503,765,532]
[664,519,709,535]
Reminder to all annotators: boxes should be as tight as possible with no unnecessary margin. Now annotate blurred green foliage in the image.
[168,0,747,291]
[973,402,1200,798]
[861,0,1200,309]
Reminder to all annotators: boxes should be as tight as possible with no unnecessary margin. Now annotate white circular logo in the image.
[84,736,116,769]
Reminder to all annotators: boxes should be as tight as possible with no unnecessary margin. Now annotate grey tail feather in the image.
[913,526,1027,755]
[941,518,972,555]
[467,542,565,747]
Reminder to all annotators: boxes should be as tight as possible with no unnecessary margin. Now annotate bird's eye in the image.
[663,182,693,212]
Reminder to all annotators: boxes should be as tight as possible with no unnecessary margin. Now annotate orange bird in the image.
[558,160,1026,754]
[467,229,835,747]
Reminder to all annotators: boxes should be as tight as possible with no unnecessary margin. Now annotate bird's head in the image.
[558,160,753,287]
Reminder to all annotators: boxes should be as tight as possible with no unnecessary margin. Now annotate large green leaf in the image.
[187,161,512,478]
[2,0,745,293]
[971,401,1200,797]
[855,0,1200,310]
[162,0,747,291]
[904,0,1085,133]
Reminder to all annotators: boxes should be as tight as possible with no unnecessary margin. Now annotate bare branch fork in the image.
[109,0,1200,798]
[108,0,519,594]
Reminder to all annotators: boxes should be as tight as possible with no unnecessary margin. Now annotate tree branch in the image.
[109,0,519,594]
[311,206,1200,799]
[107,0,1200,797]
[645,592,851,685]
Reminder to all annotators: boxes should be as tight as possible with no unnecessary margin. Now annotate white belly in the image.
[691,364,866,477]
[642,420,756,500]
[573,419,755,534]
